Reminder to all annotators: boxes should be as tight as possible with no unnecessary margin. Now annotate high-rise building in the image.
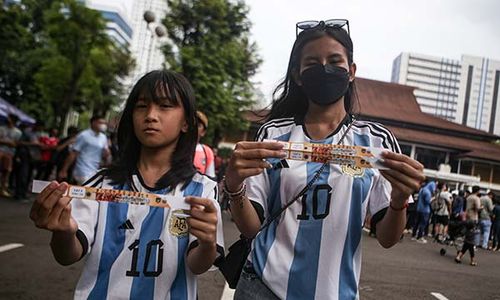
[392,52,500,135]
[456,56,500,134]
[391,53,461,121]
[128,0,168,86]
[84,0,133,50]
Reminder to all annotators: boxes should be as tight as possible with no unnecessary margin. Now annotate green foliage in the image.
[162,0,261,145]
[0,0,133,129]
[217,147,233,159]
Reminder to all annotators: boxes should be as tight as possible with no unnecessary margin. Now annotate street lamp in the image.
[143,11,166,72]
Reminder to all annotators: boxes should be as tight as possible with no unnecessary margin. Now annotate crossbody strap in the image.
[259,117,356,232]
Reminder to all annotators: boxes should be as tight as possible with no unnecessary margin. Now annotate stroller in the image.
[439,219,467,256]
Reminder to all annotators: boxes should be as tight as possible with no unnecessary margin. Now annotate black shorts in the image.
[435,215,449,226]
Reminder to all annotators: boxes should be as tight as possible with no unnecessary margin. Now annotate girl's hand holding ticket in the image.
[185,196,218,246]
[380,151,425,206]
[224,141,287,192]
[29,181,77,234]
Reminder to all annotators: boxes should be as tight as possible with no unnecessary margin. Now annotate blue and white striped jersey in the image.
[246,116,400,300]
[71,171,224,300]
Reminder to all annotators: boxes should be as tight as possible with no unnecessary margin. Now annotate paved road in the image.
[1,196,499,299]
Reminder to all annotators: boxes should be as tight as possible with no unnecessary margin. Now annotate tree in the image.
[0,0,133,129]
[34,0,130,128]
[162,0,261,145]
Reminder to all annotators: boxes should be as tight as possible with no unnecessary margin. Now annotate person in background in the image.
[433,182,452,242]
[0,114,22,197]
[455,185,481,266]
[58,116,110,185]
[54,126,79,183]
[451,190,466,221]
[479,191,494,249]
[412,181,435,243]
[11,121,44,200]
[491,195,500,251]
[193,111,215,179]
[36,128,60,180]
[404,188,420,234]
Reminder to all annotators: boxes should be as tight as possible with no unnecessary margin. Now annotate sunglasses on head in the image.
[296,19,349,37]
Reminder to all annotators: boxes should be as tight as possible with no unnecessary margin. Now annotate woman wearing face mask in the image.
[223,19,425,300]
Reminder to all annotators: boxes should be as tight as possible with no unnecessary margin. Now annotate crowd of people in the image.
[0,114,82,200]
[396,181,500,266]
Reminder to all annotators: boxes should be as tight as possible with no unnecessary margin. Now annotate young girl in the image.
[223,19,425,299]
[29,70,224,299]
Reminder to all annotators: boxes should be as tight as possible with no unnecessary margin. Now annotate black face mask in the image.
[300,64,350,106]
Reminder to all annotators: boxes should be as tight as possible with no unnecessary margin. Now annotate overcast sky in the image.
[245,0,500,102]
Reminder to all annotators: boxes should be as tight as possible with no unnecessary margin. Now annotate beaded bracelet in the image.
[222,178,247,209]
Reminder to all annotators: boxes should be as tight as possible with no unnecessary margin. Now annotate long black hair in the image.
[267,26,358,121]
[107,69,198,190]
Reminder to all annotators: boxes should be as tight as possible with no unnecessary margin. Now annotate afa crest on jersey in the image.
[169,210,189,237]
[341,164,365,177]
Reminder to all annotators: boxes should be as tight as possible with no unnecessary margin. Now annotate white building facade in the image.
[455,56,500,134]
[84,0,133,50]
[391,53,461,121]
[392,52,500,135]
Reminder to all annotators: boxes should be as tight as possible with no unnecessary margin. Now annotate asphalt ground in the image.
[1,196,499,300]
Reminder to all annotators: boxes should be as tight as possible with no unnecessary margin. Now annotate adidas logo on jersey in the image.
[273,159,290,169]
[118,219,134,230]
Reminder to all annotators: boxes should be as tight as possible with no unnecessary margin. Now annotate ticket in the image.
[266,140,387,169]
[31,180,191,212]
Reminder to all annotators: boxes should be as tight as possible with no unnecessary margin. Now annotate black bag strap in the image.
[258,118,355,232]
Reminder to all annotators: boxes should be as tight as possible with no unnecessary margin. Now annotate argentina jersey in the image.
[246,116,400,300]
[70,170,224,300]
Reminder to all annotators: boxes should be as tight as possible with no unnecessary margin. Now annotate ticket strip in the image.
[268,140,388,169]
[31,180,189,212]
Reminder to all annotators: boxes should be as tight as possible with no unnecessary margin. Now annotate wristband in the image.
[222,178,246,208]
[389,201,408,211]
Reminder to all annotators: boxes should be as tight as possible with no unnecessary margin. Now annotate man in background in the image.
[58,116,109,185]
[479,191,494,249]
[0,114,22,197]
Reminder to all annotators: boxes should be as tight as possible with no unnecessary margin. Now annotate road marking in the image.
[431,292,449,300]
[220,282,235,300]
[0,243,24,253]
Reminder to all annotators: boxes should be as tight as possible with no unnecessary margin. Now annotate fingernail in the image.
[58,184,67,191]
[49,182,57,188]
[266,162,273,169]
[280,151,288,157]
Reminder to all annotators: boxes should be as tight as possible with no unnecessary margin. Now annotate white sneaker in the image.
[411,237,417,241]
[417,238,428,244]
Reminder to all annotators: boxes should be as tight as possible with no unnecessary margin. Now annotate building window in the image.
[414,147,447,170]
[449,156,460,173]
[460,160,473,176]
[474,162,492,182]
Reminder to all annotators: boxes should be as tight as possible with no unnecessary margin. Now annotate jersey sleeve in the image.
[367,126,410,215]
[367,173,392,216]
[188,181,225,262]
[71,172,104,258]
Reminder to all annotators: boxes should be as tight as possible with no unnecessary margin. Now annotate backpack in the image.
[430,192,444,212]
